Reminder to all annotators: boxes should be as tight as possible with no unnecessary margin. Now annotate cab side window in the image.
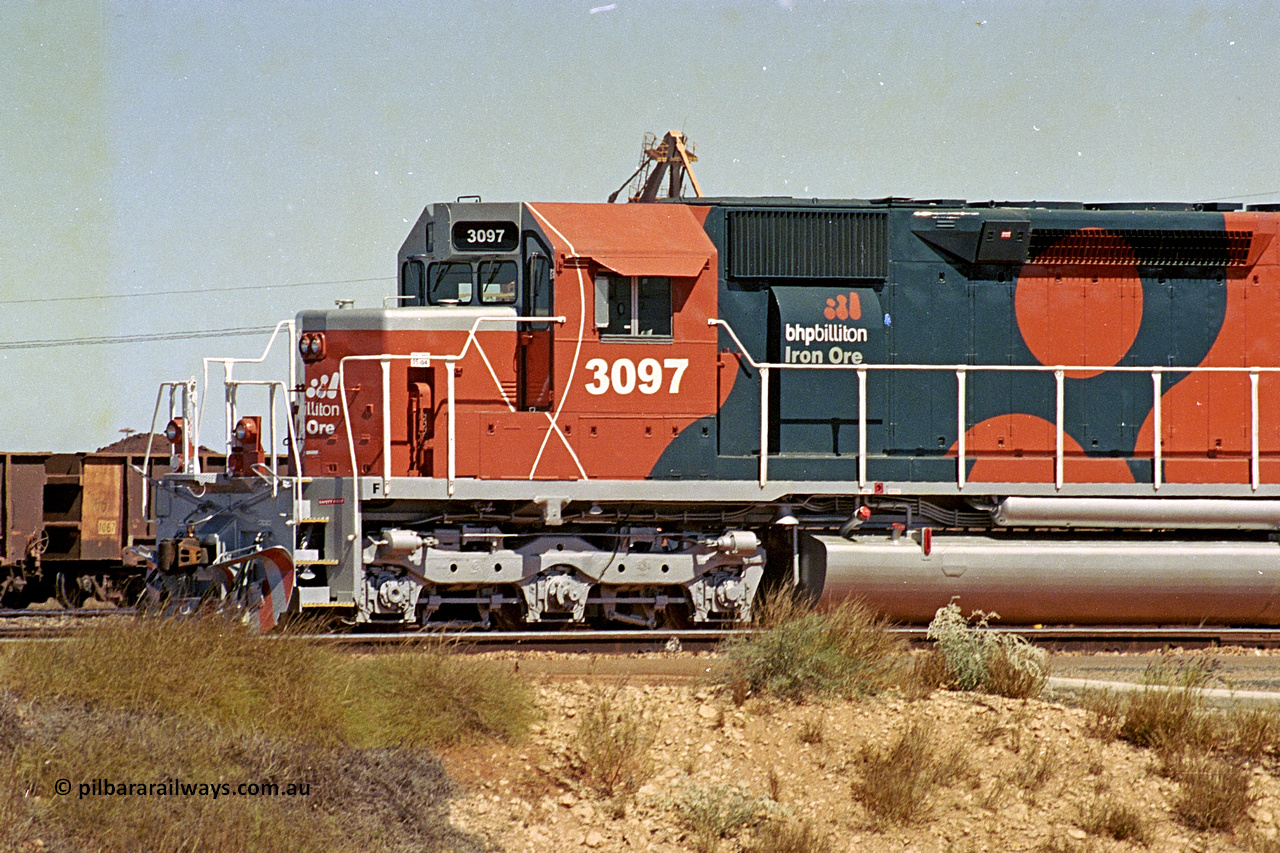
[401,259,426,306]
[596,274,672,338]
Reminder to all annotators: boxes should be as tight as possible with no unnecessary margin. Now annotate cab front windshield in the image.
[424,260,519,306]
[427,262,473,304]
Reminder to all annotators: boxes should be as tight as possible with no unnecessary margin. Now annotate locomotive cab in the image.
[295,202,558,480]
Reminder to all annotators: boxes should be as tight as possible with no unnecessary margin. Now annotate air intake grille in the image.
[728,209,888,279]
[1028,228,1254,267]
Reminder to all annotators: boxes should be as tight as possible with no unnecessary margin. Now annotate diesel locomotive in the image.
[148,193,1280,629]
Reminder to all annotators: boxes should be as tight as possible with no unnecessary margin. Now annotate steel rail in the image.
[284,625,1280,651]
[3,617,1280,651]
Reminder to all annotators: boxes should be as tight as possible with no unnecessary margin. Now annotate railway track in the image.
[4,613,1280,652]
[295,625,1280,653]
[0,608,137,619]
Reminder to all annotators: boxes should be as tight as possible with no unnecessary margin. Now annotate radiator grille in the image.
[728,209,888,279]
[1028,228,1254,267]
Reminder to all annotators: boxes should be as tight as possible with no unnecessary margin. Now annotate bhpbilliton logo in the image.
[823,292,861,321]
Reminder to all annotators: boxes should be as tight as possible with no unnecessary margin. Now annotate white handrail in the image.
[710,318,1280,492]
[335,314,567,499]
[201,320,296,453]
[221,379,303,493]
[140,379,200,519]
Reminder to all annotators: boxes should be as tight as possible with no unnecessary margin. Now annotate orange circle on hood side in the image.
[1014,230,1143,379]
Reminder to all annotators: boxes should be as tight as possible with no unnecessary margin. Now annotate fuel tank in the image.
[799,533,1280,626]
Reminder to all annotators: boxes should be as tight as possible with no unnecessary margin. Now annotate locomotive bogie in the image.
[358,526,765,626]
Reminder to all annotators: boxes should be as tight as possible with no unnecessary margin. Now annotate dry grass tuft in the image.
[766,766,784,803]
[1,699,481,853]
[1075,655,1263,835]
[1173,754,1254,832]
[0,613,534,853]
[0,613,533,749]
[1079,794,1153,845]
[1120,689,1214,755]
[744,816,835,853]
[1081,688,1125,740]
[907,647,953,697]
[1014,745,1058,794]
[338,646,535,748]
[1225,703,1280,761]
[797,712,825,745]
[574,692,657,797]
[851,718,968,826]
[713,590,906,703]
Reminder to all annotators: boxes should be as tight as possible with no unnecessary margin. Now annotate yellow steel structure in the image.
[609,131,704,203]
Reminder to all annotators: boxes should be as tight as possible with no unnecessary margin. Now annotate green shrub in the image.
[925,601,1048,699]
[713,591,905,702]
[672,784,776,853]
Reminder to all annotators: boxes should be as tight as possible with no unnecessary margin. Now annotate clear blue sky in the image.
[3,0,1278,452]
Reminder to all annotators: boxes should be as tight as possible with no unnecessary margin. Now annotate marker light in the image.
[299,333,327,363]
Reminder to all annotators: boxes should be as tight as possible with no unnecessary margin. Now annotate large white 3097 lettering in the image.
[584,357,689,395]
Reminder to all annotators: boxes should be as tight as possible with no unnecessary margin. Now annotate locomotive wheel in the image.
[489,599,524,631]
[657,600,693,630]
[55,572,85,609]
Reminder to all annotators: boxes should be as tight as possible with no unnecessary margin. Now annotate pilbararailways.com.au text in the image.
[56,778,311,800]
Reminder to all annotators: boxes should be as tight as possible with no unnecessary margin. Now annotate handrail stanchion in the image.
[1054,369,1065,490]
[268,382,278,490]
[224,363,235,456]
[1252,368,1261,491]
[759,366,770,488]
[957,368,967,489]
[1152,370,1162,490]
[857,366,868,488]
[447,357,457,497]
[381,358,392,495]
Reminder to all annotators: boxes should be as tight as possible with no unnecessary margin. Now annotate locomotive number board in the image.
[451,220,519,252]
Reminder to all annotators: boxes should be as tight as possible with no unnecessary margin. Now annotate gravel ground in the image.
[439,652,1280,853]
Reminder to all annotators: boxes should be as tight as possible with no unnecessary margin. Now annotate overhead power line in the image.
[1198,189,1280,203]
[0,326,277,351]
[0,276,393,307]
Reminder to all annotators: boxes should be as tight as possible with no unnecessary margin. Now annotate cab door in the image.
[519,237,554,411]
